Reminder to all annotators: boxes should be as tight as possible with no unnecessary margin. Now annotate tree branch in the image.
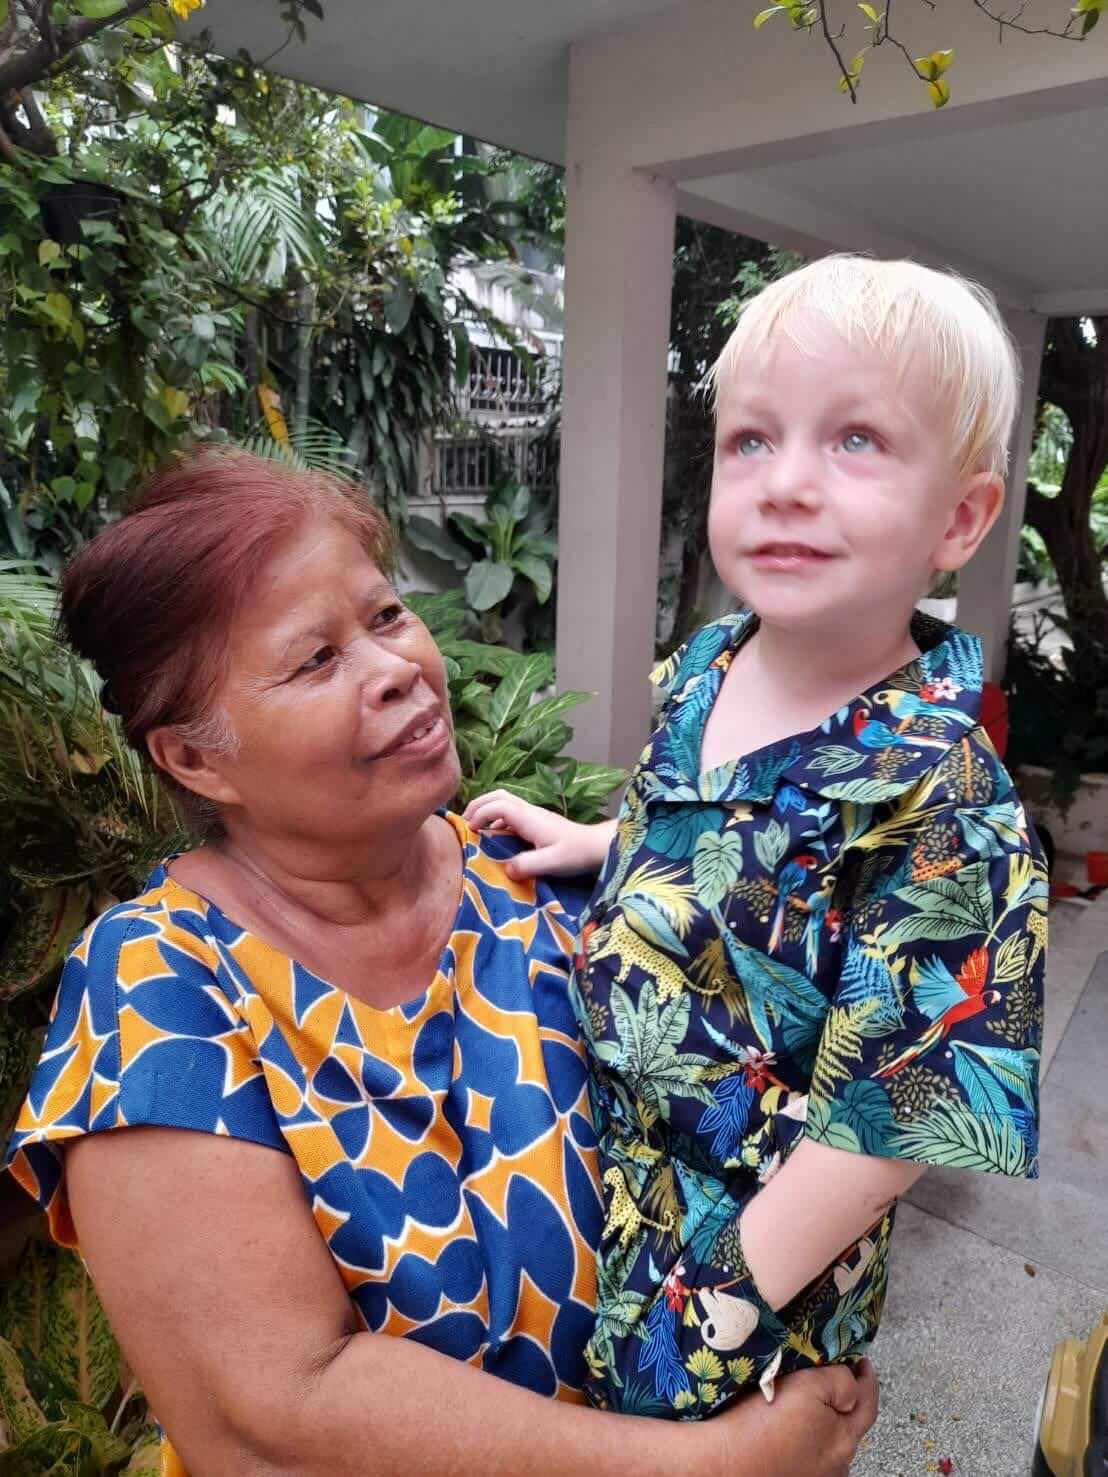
[817,0,859,102]
[969,0,1080,40]
[0,0,153,98]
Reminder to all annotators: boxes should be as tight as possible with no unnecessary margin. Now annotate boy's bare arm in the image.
[739,1137,925,1311]
[463,790,616,878]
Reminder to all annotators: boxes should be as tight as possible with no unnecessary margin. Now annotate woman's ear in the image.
[146,728,241,808]
[932,471,1005,572]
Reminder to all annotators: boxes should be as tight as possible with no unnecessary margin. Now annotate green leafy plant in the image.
[0,1241,157,1473]
[407,589,624,817]
[1006,611,1108,812]
[1,3,541,571]
[0,566,181,1010]
[406,477,557,641]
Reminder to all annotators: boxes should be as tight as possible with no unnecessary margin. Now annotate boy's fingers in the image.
[464,794,522,833]
[505,845,558,881]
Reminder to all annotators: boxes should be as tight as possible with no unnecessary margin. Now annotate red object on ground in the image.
[979,681,1008,759]
[938,1460,954,1475]
[1088,851,1108,886]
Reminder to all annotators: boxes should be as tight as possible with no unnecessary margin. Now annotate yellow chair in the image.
[1032,1314,1108,1475]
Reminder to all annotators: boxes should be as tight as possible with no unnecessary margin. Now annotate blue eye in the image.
[738,434,765,456]
[842,430,874,453]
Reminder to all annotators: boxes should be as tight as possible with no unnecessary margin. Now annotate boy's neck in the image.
[746,611,922,706]
[700,602,928,771]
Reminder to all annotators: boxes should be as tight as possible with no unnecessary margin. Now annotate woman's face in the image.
[198,517,460,847]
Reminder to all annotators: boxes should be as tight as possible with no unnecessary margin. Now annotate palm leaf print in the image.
[892,1100,1032,1175]
[600,981,715,1118]
[811,999,880,1100]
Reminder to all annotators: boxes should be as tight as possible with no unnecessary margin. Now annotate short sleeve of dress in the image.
[5,903,286,1247]
[805,802,1047,1180]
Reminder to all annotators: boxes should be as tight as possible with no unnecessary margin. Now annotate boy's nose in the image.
[759,446,822,511]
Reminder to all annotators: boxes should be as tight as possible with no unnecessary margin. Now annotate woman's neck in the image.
[209,812,452,931]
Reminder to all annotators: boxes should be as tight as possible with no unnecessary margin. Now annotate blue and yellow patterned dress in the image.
[7,813,603,1470]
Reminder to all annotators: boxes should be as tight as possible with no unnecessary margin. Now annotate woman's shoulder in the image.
[69,864,222,986]
[456,817,596,924]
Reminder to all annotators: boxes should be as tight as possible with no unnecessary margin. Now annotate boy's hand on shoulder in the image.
[462,790,615,880]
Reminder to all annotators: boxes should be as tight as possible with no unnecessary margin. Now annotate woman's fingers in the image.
[821,1363,861,1414]
[847,1359,880,1437]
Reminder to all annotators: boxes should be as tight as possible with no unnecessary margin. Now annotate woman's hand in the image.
[715,1362,879,1477]
[463,789,615,879]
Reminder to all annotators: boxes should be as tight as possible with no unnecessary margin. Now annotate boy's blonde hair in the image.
[707,255,1021,480]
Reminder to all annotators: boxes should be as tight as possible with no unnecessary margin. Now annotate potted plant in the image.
[1006,612,1108,860]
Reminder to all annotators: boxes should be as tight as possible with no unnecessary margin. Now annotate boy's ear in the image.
[932,471,1005,572]
[146,727,241,808]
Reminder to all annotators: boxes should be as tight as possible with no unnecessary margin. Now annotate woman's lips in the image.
[746,543,836,573]
[370,711,451,762]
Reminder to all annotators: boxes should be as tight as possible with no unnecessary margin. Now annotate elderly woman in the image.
[6,451,876,1476]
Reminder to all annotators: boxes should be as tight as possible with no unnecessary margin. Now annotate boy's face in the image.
[709,317,998,639]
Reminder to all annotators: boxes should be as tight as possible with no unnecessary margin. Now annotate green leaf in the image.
[890,863,992,939]
[827,1079,896,1154]
[753,818,790,873]
[42,293,73,328]
[405,515,471,569]
[384,279,414,334]
[0,1338,48,1446]
[58,1401,131,1467]
[893,1100,1030,1175]
[465,559,514,612]
[513,551,553,604]
[73,0,127,15]
[753,5,783,25]
[1083,7,1101,31]
[37,240,61,267]
[858,3,880,19]
[122,1431,162,1473]
[2,1245,121,1410]
[190,312,215,341]
[928,77,951,108]
[692,831,744,909]
[487,652,552,735]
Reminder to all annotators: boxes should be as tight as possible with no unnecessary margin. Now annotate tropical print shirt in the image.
[575,611,1047,1417]
[7,814,603,1475]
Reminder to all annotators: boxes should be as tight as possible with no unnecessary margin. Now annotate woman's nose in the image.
[357,639,423,705]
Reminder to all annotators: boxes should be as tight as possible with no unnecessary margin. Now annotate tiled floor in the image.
[852,889,1108,1477]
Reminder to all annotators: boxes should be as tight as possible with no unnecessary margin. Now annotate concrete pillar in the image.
[956,310,1047,681]
[555,147,676,770]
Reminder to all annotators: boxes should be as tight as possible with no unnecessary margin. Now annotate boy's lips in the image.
[745,542,837,570]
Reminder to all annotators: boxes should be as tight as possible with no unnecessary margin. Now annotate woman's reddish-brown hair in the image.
[62,448,394,766]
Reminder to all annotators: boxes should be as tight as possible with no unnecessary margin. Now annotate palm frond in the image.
[239,422,360,480]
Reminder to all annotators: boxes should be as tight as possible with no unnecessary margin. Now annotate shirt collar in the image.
[648,610,984,806]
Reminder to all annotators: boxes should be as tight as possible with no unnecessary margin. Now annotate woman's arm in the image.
[67,1126,877,1477]
[740,1138,925,1311]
